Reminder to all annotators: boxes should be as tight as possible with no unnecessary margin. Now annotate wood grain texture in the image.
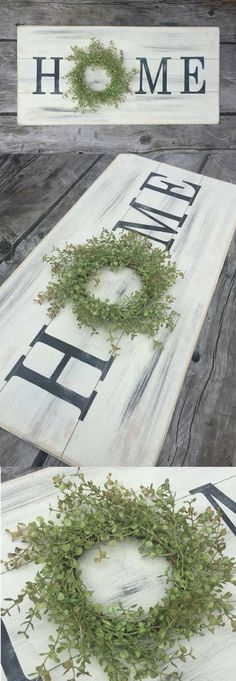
[0,154,236,466]
[1,467,236,681]
[17,26,219,125]
[1,1,236,41]
[0,115,236,154]
[159,151,236,468]
[0,153,114,281]
[0,153,104,261]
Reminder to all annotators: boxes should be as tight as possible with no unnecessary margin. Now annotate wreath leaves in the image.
[2,474,236,681]
[66,38,137,112]
[37,229,183,353]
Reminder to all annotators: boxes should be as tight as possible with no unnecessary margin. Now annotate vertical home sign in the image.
[17,26,219,124]
[0,154,236,465]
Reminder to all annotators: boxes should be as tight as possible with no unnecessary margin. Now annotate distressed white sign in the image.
[1,467,236,681]
[0,154,236,465]
[17,26,219,125]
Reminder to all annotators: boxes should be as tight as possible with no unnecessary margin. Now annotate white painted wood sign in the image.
[1,467,236,681]
[0,154,236,465]
[17,26,219,125]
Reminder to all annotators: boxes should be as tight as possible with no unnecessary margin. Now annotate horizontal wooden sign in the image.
[1,467,236,681]
[17,26,219,125]
[0,154,236,465]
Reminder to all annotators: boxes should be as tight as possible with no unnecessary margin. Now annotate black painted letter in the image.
[136,57,171,95]
[140,172,201,205]
[181,57,206,94]
[33,57,63,94]
[1,619,41,681]
[189,483,236,536]
[5,326,113,420]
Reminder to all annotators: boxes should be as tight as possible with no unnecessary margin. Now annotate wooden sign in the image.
[17,26,219,125]
[0,154,236,466]
[1,467,236,681]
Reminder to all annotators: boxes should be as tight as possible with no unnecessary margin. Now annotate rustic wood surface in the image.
[0,0,235,151]
[1,153,236,467]
[1,466,236,681]
[0,150,236,476]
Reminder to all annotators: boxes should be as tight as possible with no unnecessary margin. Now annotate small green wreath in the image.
[37,230,182,353]
[2,474,236,681]
[66,38,137,112]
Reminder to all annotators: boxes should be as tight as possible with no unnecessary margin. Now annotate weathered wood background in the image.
[0,0,236,477]
[1,467,236,681]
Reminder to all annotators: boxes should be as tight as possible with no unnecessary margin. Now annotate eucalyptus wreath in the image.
[2,473,236,681]
[66,38,137,112]
[37,230,182,353]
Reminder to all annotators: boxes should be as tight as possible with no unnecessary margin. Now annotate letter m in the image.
[135,57,171,94]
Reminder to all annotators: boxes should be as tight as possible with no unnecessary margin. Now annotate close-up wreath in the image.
[37,229,183,353]
[2,473,236,681]
[66,38,137,112]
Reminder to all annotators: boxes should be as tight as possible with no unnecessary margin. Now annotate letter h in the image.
[5,326,114,421]
[33,57,63,94]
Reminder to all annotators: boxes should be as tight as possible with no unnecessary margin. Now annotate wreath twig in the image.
[37,230,183,353]
[2,474,236,681]
[66,38,137,112]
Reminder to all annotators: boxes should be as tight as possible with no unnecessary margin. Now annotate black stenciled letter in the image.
[136,57,171,95]
[113,171,201,250]
[181,56,206,94]
[189,483,236,536]
[5,326,113,420]
[33,57,63,94]
[1,619,41,681]
[113,200,187,250]
[140,172,201,206]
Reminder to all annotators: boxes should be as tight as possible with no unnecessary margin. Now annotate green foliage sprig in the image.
[66,38,137,112]
[37,230,183,353]
[2,473,236,681]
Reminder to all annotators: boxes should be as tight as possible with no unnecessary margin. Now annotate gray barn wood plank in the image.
[0,153,114,282]
[159,151,236,468]
[0,429,38,476]
[0,153,102,261]
[0,115,236,154]
[0,42,16,114]
[2,42,236,116]
[1,1,236,41]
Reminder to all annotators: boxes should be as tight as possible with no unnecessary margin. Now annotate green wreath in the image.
[37,230,182,353]
[2,474,236,681]
[66,38,137,112]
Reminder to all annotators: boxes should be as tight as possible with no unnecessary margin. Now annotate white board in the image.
[0,154,236,466]
[1,467,236,681]
[17,26,219,125]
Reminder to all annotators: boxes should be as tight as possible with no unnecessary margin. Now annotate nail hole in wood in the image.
[192,350,201,362]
